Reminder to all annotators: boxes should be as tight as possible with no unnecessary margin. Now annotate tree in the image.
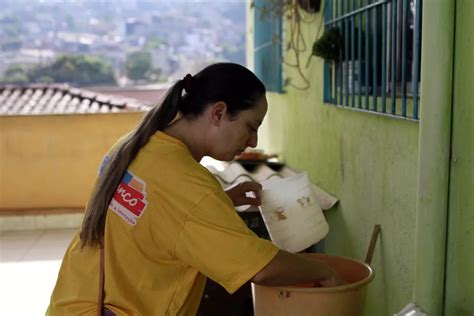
[1,72,29,84]
[0,64,29,84]
[0,15,23,38]
[1,55,117,86]
[144,37,166,50]
[28,55,116,86]
[125,51,152,81]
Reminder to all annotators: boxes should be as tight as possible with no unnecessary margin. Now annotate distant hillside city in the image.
[0,0,247,87]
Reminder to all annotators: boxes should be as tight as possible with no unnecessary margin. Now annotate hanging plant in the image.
[297,0,322,13]
[311,26,343,64]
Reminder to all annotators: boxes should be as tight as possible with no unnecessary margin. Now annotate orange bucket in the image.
[252,253,375,316]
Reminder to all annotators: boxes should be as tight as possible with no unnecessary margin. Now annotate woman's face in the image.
[210,96,268,161]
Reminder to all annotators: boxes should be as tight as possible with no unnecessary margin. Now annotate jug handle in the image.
[365,224,381,265]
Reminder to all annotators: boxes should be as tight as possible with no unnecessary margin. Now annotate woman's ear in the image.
[210,101,227,126]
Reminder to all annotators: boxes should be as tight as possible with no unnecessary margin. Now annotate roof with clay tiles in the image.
[0,84,150,115]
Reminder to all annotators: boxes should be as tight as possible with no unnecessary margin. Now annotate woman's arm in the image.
[251,250,344,287]
[226,182,343,287]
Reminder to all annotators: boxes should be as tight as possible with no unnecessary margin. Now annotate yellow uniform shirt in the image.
[47,131,278,315]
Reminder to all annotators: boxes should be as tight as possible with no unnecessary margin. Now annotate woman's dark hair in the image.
[79,63,266,248]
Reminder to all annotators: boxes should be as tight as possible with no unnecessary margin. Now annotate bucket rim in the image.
[254,253,375,294]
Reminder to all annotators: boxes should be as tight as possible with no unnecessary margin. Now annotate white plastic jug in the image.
[259,172,329,253]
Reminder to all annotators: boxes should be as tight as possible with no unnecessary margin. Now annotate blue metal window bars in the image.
[323,0,422,120]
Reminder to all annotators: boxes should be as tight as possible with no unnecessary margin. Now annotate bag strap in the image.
[98,240,105,316]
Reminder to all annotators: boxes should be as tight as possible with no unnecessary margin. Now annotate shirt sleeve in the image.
[174,190,279,294]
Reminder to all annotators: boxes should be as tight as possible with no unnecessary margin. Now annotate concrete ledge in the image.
[0,210,84,232]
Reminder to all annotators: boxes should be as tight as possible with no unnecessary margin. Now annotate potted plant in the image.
[311,26,343,64]
[297,0,322,13]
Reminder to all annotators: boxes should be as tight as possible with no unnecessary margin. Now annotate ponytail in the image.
[79,80,186,248]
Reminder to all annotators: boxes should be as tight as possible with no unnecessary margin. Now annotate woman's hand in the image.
[251,250,347,287]
[225,181,262,207]
[317,274,346,287]
[316,267,346,287]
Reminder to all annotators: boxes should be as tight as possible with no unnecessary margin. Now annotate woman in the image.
[47,63,342,315]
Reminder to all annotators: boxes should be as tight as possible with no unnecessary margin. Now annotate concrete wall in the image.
[445,0,474,314]
[0,112,143,210]
[248,2,419,314]
[412,1,454,314]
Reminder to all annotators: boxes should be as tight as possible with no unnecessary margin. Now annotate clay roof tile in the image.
[0,84,148,115]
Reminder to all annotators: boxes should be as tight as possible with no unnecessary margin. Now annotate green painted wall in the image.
[248,3,419,315]
[445,0,474,314]
[412,1,454,314]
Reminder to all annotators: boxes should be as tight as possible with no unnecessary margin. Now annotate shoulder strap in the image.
[98,242,105,316]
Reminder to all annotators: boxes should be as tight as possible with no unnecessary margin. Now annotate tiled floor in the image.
[0,228,78,316]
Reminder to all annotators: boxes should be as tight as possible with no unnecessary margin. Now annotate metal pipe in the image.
[365,0,370,110]
[340,0,344,105]
[401,0,408,117]
[325,0,389,25]
[358,0,363,108]
[412,0,421,119]
[345,0,350,106]
[390,0,397,114]
[351,0,355,107]
[323,0,331,102]
[373,2,378,111]
[381,1,387,113]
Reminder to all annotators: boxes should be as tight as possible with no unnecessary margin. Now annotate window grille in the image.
[323,0,422,120]
[253,0,284,93]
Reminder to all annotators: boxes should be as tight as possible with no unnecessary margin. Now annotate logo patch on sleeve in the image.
[109,170,148,225]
